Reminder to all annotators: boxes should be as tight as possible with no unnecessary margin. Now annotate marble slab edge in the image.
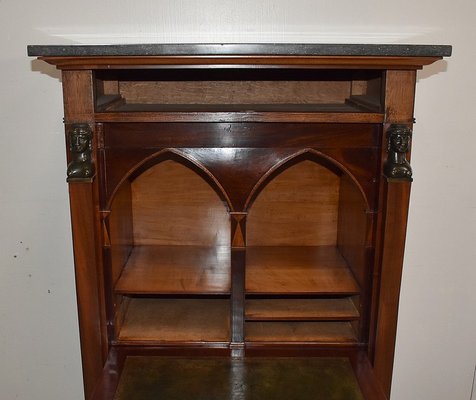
[27,43,452,57]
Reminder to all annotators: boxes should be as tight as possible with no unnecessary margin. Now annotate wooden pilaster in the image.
[62,70,107,399]
[230,212,247,356]
[371,70,416,397]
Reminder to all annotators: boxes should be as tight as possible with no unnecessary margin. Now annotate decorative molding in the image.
[230,212,247,249]
[67,123,95,182]
[384,124,413,181]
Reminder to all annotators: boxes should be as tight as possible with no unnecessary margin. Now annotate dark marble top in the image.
[27,43,452,57]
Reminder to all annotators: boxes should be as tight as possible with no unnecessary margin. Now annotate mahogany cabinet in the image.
[28,43,451,400]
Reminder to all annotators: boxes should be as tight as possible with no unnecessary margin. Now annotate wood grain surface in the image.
[115,245,230,294]
[118,298,230,343]
[247,160,340,246]
[246,246,360,295]
[245,321,357,342]
[245,298,360,321]
[132,160,230,246]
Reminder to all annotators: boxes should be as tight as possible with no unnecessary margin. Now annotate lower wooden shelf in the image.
[245,321,358,343]
[117,298,230,344]
[245,298,360,321]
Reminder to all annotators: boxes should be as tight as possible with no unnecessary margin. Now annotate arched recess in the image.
[246,149,369,247]
[106,149,232,288]
[106,150,232,345]
[244,149,373,345]
[107,148,232,212]
[245,149,369,214]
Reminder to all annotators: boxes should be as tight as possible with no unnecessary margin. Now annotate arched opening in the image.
[245,155,370,345]
[107,156,231,345]
[247,159,341,247]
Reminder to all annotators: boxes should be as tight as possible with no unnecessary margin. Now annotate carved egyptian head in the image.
[69,124,92,153]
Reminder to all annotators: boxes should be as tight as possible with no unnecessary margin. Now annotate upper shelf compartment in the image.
[94,68,384,123]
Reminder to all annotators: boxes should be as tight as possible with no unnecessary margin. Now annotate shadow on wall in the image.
[31,59,62,81]
[417,59,448,81]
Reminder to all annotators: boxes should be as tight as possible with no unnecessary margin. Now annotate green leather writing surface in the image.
[114,357,364,400]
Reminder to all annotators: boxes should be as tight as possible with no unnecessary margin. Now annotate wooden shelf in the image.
[246,246,360,295]
[245,321,357,343]
[115,245,230,295]
[95,102,383,123]
[246,298,360,321]
[117,298,230,343]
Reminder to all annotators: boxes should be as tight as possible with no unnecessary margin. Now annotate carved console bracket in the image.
[383,124,413,182]
[66,124,95,182]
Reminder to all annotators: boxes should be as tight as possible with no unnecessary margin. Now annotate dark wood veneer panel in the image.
[104,122,380,149]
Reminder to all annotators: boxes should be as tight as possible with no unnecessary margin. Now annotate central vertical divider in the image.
[230,212,247,357]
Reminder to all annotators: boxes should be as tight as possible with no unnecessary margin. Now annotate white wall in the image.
[1,1,475,399]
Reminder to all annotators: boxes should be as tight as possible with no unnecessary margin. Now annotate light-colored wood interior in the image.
[115,245,230,294]
[132,160,230,246]
[337,174,369,288]
[246,246,360,294]
[245,321,357,342]
[247,160,340,246]
[245,298,359,321]
[118,298,230,343]
[109,182,133,285]
[118,80,352,105]
[114,295,131,334]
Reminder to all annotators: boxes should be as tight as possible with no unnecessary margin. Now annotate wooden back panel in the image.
[119,80,352,105]
[131,160,230,246]
[247,160,340,246]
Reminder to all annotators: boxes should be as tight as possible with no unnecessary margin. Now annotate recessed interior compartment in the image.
[94,69,383,114]
[117,297,230,343]
[245,158,369,344]
[108,159,231,344]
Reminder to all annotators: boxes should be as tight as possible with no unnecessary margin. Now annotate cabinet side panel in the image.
[69,183,106,399]
[371,70,416,397]
[373,182,411,397]
[63,70,106,399]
